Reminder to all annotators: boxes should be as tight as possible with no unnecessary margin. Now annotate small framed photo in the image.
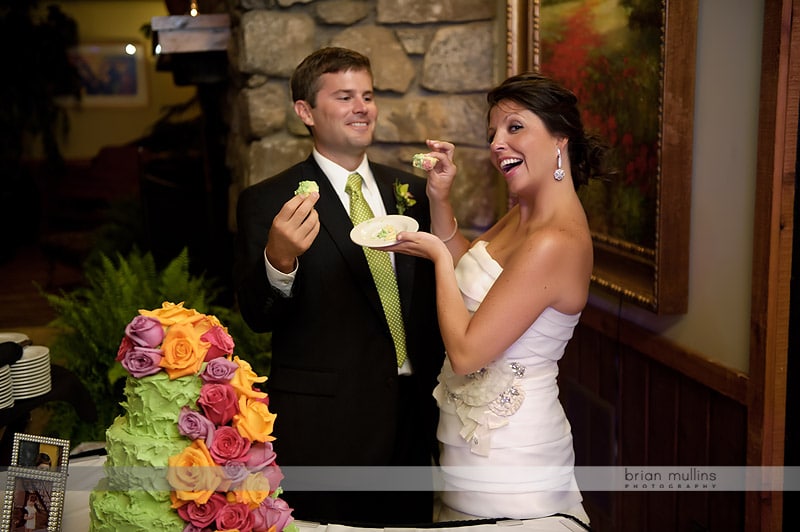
[10,434,70,474]
[1,467,66,532]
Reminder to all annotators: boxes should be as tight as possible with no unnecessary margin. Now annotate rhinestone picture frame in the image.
[1,466,67,531]
[10,433,70,474]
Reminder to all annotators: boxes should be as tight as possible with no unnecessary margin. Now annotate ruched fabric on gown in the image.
[433,241,584,520]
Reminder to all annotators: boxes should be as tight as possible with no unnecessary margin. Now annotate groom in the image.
[233,47,444,525]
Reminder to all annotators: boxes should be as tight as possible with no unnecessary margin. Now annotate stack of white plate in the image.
[0,364,13,408]
[10,345,52,400]
[0,331,30,345]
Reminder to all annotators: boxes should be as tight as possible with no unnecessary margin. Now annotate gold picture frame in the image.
[506,0,697,314]
[1,467,66,532]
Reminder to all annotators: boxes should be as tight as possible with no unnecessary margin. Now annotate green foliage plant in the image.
[41,247,271,445]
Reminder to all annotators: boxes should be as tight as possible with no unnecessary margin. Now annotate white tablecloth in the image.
[5,455,586,532]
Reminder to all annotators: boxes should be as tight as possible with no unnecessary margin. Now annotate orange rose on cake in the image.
[168,440,224,505]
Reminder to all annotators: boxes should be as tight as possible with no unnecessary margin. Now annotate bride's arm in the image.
[420,140,470,263]
[392,228,585,375]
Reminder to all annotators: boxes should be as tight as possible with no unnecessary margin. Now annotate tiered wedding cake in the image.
[89,302,296,532]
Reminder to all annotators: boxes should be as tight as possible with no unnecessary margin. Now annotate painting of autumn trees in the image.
[539,0,663,249]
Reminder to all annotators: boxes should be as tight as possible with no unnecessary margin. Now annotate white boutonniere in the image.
[394,180,417,215]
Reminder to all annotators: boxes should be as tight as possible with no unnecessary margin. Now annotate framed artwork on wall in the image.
[67,42,149,107]
[505,0,697,314]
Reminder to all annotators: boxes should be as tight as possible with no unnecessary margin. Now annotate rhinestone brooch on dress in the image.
[488,386,524,416]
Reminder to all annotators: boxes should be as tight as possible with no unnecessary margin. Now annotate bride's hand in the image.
[421,140,456,202]
[381,230,450,263]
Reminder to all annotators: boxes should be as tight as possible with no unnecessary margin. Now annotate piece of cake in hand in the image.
[89,301,297,532]
[294,180,319,196]
[412,153,437,171]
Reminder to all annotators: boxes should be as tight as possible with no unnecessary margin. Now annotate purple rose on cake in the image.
[220,460,251,489]
[252,495,294,532]
[260,462,286,492]
[125,315,165,347]
[244,441,277,473]
[178,407,217,448]
[201,357,239,383]
[120,346,163,378]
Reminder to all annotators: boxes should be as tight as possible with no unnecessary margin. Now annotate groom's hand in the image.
[266,192,320,273]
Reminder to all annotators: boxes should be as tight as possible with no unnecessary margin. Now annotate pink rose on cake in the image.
[202,325,235,361]
[116,335,134,361]
[176,492,228,528]
[216,502,255,531]
[198,383,239,425]
[210,426,252,463]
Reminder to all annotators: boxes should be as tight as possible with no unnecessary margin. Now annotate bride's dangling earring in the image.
[554,147,565,181]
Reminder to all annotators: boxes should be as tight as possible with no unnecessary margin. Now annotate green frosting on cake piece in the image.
[294,180,319,195]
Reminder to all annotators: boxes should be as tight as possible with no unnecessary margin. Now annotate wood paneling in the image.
[561,310,747,531]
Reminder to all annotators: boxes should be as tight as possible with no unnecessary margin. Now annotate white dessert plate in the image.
[350,215,419,248]
[14,387,52,400]
[13,384,51,396]
[15,345,49,363]
[0,332,30,344]
[11,372,51,384]
[11,357,49,368]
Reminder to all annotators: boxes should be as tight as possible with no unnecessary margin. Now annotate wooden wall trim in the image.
[580,304,749,405]
[746,0,797,529]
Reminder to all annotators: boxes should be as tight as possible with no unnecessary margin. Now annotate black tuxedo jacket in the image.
[234,156,444,523]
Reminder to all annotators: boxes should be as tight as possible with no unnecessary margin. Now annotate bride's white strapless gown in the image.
[433,241,585,521]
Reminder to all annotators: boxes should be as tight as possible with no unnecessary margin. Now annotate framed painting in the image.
[1,467,66,532]
[67,42,149,107]
[506,0,697,314]
[10,433,70,474]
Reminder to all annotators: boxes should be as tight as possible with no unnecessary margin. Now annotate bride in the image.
[386,73,608,530]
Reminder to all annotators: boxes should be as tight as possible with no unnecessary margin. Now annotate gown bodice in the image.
[433,240,583,520]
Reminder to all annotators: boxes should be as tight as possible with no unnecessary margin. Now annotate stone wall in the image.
[226,0,507,234]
